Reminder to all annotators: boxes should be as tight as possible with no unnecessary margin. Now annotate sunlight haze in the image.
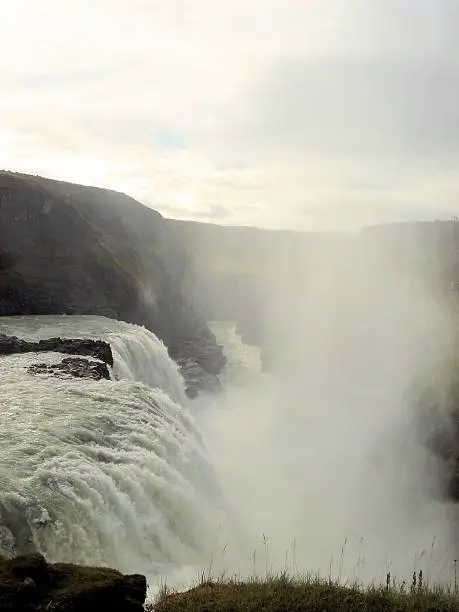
[1,0,458,229]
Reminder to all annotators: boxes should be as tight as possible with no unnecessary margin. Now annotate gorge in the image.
[2,172,459,609]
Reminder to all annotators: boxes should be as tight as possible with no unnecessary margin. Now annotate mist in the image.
[194,230,459,586]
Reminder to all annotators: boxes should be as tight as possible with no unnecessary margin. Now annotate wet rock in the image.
[0,553,146,611]
[0,335,113,366]
[170,336,226,376]
[413,374,459,503]
[168,327,226,397]
[28,357,110,381]
[20,577,36,589]
[177,358,222,399]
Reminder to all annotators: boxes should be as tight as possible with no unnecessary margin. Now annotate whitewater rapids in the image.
[0,315,237,584]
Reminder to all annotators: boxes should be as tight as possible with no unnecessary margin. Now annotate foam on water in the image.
[0,315,235,585]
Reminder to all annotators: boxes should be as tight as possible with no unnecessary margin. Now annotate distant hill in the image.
[2,170,456,378]
[167,216,458,371]
[0,171,225,393]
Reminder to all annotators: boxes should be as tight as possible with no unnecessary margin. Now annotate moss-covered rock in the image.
[0,553,146,611]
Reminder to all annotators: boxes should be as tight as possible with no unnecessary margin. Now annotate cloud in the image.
[1,0,459,229]
[239,59,459,158]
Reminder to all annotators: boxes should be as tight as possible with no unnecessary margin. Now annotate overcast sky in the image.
[2,0,459,230]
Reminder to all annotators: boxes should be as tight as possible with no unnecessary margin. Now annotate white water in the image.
[0,315,187,405]
[0,315,237,588]
[0,311,458,600]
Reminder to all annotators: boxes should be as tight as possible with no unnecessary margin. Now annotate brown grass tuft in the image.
[148,573,459,612]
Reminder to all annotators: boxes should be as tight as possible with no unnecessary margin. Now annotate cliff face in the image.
[166,219,352,359]
[3,171,455,386]
[0,172,225,393]
[167,218,458,373]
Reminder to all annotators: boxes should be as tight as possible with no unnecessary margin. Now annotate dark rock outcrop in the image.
[0,171,226,394]
[0,553,146,611]
[411,365,459,504]
[0,334,113,366]
[28,357,110,381]
[169,334,226,377]
[176,358,223,399]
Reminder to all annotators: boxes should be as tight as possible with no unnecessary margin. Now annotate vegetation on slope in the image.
[151,573,459,612]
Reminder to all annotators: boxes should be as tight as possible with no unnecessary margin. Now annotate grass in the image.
[146,535,459,610]
[149,572,459,611]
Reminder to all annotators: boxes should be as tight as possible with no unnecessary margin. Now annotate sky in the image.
[1,0,459,230]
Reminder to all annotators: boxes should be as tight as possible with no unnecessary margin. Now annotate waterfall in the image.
[0,315,234,580]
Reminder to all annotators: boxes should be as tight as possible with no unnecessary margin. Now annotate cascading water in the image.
[0,315,239,589]
[1,307,459,600]
[0,315,187,405]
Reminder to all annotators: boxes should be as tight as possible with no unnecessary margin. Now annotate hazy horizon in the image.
[3,1,459,230]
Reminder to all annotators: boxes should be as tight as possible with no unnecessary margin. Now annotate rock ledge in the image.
[28,357,110,381]
[0,553,146,611]
[0,335,113,366]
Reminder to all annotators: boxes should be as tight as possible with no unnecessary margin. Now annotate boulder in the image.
[0,553,146,611]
